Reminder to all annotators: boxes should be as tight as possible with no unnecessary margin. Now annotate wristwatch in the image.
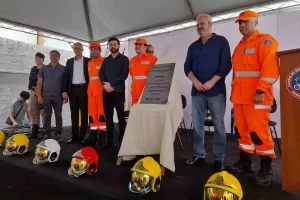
[256,90,265,94]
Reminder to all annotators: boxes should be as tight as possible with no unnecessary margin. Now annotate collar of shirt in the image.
[240,30,260,43]
[198,33,217,43]
[47,63,60,68]
[90,56,104,63]
[109,52,121,59]
[74,56,83,61]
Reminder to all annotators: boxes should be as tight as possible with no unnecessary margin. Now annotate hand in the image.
[63,98,68,104]
[13,121,18,126]
[253,93,264,104]
[38,95,43,105]
[193,80,206,91]
[62,92,68,99]
[104,82,114,93]
[202,80,215,91]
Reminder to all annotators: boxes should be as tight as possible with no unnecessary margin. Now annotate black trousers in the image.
[103,91,126,145]
[69,85,88,140]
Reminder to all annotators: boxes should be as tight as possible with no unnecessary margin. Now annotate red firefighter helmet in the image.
[68,147,99,178]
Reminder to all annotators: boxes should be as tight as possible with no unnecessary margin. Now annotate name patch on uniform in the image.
[264,39,272,45]
[130,62,135,67]
[96,66,101,69]
[141,60,150,65]
[244,48,255,54]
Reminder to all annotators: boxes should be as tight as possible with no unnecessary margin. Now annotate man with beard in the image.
[184,14,232,172]
[100,37,129,148]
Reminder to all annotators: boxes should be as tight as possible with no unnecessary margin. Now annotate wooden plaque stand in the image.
[276,48,300,191]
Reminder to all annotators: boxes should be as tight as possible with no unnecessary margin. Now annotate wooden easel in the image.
[116,156,166,175]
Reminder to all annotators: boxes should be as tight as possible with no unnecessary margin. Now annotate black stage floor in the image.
[0,128,299,200]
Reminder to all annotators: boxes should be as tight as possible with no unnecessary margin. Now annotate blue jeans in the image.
[192,93,226,161]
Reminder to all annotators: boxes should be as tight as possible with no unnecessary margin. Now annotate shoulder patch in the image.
[264,39,272,45]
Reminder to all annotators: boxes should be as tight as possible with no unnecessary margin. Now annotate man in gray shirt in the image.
[36,50,65,142]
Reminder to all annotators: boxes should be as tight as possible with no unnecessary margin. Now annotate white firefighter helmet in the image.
[33,139,61,165]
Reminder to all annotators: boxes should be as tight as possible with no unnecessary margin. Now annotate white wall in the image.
[126,9,300,137]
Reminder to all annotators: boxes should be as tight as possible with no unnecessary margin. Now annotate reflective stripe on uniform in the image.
[88,67,91,71]
[141,60,150,65]
[256,149,275,155]
[99,126,106,129]
[90,126,98,130]
[261,77,277,83]
[244,48,255,54]
[254,105,271,109]
[239,144,255,150]
[132,76,147,80]
[96,66,101,69]
[234,71,260,77]
[89,76,99,80]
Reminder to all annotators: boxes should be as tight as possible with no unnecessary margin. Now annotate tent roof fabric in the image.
[0,0,274,42]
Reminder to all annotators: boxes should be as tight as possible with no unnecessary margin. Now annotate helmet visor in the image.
[5,141,17,152]
[205,187,239,200]
[129,171,153,195]
[69,158,88,177]
[33,147,49,164]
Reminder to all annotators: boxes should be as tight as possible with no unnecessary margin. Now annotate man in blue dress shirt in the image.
[184,14,232,172]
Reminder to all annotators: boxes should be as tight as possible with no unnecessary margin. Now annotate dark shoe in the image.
[226,150,255,176]
[104,142,114,149]
[41,134,49,141]
[55,132,64,142]
[29,124,39,139]
[214,160,224,172]
[66,138,79,144]
[185,156,205,166]
[95,130,108,149]
[256,156,274,187]
[82,130,97,145]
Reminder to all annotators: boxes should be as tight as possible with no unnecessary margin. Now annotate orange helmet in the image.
[90,41,100,48]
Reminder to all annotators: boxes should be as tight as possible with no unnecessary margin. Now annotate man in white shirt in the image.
[63,42,91,144]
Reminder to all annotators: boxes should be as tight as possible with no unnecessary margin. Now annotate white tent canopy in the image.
[0,0,274,42]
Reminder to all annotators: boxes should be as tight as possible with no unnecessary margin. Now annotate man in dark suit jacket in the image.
[62,42,91,144]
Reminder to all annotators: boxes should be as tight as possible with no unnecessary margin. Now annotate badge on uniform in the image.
[264,39,272,45]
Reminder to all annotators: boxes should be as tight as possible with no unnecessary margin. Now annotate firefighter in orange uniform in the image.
[82,42,106,146]
[130,38,157,106]
[227,10,279,187]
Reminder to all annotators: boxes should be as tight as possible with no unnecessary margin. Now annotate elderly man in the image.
[37,50,65,142]
[63,42,91,144]
[228,10,279,187]
[184,14,232,172]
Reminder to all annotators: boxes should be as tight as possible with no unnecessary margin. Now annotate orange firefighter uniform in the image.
[130,38,157,105]
[231,14,279,159]
[88,42,106,131]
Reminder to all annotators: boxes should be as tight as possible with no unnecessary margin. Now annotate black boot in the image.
[256,155,274,187]
[95,130,108,149]
[29,124,39,139]
[226,150,255,176]
[82,130,97,145]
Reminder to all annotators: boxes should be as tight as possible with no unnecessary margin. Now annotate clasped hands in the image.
[103,82,114,92]
[193,79,215,91]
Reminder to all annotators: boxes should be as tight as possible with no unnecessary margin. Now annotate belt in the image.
[72,83,86,87]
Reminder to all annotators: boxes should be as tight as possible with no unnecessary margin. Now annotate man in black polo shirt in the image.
[100,37,129,148]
